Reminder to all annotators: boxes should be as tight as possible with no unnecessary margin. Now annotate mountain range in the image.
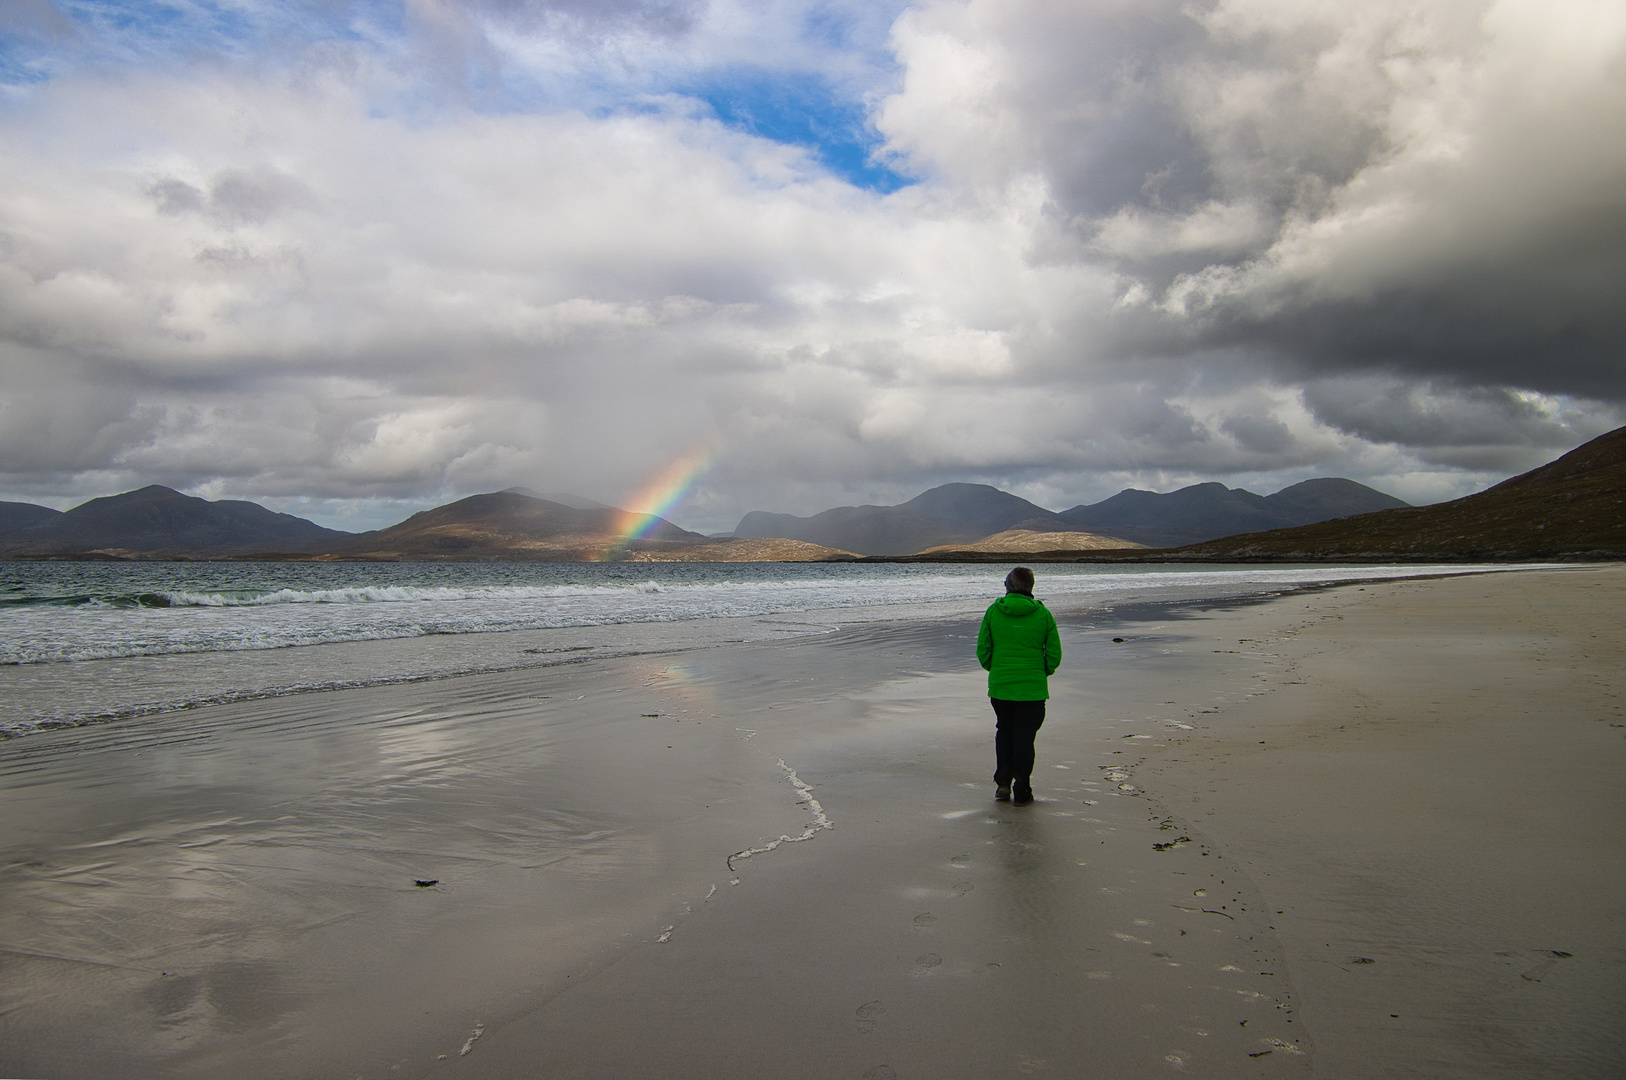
[736,477,1408,555]
[1,426,1620,560]
[0,485,353,556]
[1054,478,1411,548]
[0,486,714,561]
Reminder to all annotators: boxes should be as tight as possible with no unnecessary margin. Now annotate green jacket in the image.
[976,592,1061,700]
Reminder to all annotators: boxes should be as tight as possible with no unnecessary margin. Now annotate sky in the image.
[1,0,1622,534]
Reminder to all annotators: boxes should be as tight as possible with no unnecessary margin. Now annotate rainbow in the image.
[598,447,713,561]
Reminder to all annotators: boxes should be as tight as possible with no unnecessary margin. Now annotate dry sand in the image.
[0,566,1620,1078]
[1129,566,1626,1078]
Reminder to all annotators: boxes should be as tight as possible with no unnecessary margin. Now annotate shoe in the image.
[995,785,1011,802]
[1013,789,1034,806]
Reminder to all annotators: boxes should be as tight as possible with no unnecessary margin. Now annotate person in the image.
[976,566,1061,805]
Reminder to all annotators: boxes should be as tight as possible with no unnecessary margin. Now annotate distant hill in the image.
[0,500,62,536]
[1151,426,1626,561]
[1267,477,1411,522]
[335,490,710,560]
[0,485,354,557]
[1056,478,1410,548]
[736,483,1073,556]
[916,529,1145,555]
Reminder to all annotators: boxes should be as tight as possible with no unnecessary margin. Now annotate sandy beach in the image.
[1,566,1621,1079]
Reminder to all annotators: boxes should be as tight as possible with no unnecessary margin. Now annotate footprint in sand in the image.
[952,881,974,898]
[950,853,970,865]
[855,1000,886,1031]
[863,1067,898,1080]
[915,953,943,971]
[913,913,938,929]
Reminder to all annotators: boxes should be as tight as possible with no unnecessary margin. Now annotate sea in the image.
[0,559,1530,739]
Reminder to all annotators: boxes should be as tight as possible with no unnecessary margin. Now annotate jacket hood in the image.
[994,592,1042,617]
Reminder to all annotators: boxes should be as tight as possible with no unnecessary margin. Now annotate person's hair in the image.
[1005,566,1035,594]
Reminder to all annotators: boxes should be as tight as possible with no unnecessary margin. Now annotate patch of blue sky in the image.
[690,68,910,193]
[3,0,913,193]
[0,0,393,83]
[0,24,62,87]
[798,0,906,58]
[56,0,280,56]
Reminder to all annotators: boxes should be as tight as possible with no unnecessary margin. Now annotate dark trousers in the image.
[991,698,1046,794]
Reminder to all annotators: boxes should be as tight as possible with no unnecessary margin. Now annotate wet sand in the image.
[1,567,1621,1078]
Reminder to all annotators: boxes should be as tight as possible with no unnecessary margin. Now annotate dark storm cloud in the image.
[886,0,1626,404]
[1220,412,1294,456]
[1298,376,1603,470]
[1214,273,1626,403]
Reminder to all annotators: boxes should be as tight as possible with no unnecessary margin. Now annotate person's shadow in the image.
[992,806,1069,945]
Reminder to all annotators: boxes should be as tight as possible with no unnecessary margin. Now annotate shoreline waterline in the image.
[0,560,1553,739]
